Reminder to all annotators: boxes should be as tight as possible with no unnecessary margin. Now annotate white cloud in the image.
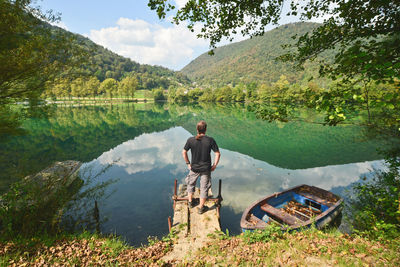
[96,127,190,175]
[51,21,69,30]
[88,17,208,70]
[174,0,189,9]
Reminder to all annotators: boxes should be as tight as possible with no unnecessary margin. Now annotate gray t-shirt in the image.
[183,136,219,172]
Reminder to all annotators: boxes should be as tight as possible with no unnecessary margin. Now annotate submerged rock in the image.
[0,161,83,235]
[23,160,82,190]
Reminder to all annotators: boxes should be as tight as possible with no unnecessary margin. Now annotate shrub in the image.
[347,153,400,240]
[153,88,166,101]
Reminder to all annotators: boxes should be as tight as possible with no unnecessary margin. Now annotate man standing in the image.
[182,120,221,214]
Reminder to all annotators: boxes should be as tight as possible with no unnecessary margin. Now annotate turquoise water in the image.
[0,103,390,245]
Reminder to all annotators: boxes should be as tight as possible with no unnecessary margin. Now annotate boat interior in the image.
[246,186,339,227]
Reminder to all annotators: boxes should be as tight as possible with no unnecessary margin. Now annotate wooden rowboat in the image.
[240,184,343,231]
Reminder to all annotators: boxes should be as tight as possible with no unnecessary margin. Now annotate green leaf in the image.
[387,104,395,110]
[384,94,393,101]
[337,113,345,118]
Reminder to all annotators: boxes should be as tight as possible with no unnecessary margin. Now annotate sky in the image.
[39,0,301,70]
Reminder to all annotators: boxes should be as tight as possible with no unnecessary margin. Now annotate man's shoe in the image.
[188,201,197,208]
[197,205,209,214]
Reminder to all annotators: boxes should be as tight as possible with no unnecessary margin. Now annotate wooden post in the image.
[217,179,222,216]
[217,179,222,199]
[174,179,177,196]
[168,216,172,232]
[173,179,177,210]
[94,200,100,234]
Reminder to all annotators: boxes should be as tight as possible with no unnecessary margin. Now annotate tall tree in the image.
[85,76,100,100]
[100,78,118,99]
[52,78,71,100]
[0,0,86,104]
[119,76,138,99]
[70,78,86,98]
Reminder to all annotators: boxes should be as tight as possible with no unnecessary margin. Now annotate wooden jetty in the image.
[162,179,223,262]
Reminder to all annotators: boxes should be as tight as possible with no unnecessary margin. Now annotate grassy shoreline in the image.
[0,232,171,266]
[1,228,399,266]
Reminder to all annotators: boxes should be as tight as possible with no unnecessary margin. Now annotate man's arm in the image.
[182,149,191,170]
[211,151,221,171]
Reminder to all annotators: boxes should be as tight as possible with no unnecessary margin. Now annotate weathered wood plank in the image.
[260,203,301,225]
[298,192,333,207]
[249,214,269,228]
[189,188,221,237]
[162,184,221,262]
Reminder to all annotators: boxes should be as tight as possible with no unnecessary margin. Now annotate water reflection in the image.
[86,126,383,245]
[62,164,118,234]
[0,103,390,193]
[96,127,190,176]
[1,103,393,244]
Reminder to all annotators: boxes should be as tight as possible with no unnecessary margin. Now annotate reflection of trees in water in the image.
[0,102,396,191]
[0,105,26,140]
[61,163,118,233]
[169,103,392,169]
[0,104,175,191]
[0,104,58,142]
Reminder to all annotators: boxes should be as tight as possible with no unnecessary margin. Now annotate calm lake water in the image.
[0,103,390,246]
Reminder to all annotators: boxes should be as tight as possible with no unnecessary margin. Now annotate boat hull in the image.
[240,184,343,232]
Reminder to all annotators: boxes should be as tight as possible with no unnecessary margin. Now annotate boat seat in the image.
[298,192,333,207]
[248,214,268,228]
[260,203,301,226]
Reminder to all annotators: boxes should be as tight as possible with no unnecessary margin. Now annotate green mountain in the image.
[181,22,330,86]
[53,25,190,89]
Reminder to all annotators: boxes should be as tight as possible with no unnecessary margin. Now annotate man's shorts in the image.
[185,170,211,199]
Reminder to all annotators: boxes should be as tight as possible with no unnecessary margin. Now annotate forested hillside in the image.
[181,22,332,86]
[39,25,191,99]
[70,33,190,88]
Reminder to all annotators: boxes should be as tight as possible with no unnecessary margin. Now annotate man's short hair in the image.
[196,120,207,134]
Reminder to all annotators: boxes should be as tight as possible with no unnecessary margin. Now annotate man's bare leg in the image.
[198,197,206,208]
[188,193,193,203]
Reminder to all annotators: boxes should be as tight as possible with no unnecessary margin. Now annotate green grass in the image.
[1,227,399,266]
[134,90,153,100]
[189,227,400,266]
[0,231,170,266]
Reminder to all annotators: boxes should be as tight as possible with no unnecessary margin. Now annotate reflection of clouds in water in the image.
[94,126,383,214]
[97,127,191,175]
[215,149,383,213]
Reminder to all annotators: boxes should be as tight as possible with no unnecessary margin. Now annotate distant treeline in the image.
[42,76,139,99]
[165,75,394,103]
